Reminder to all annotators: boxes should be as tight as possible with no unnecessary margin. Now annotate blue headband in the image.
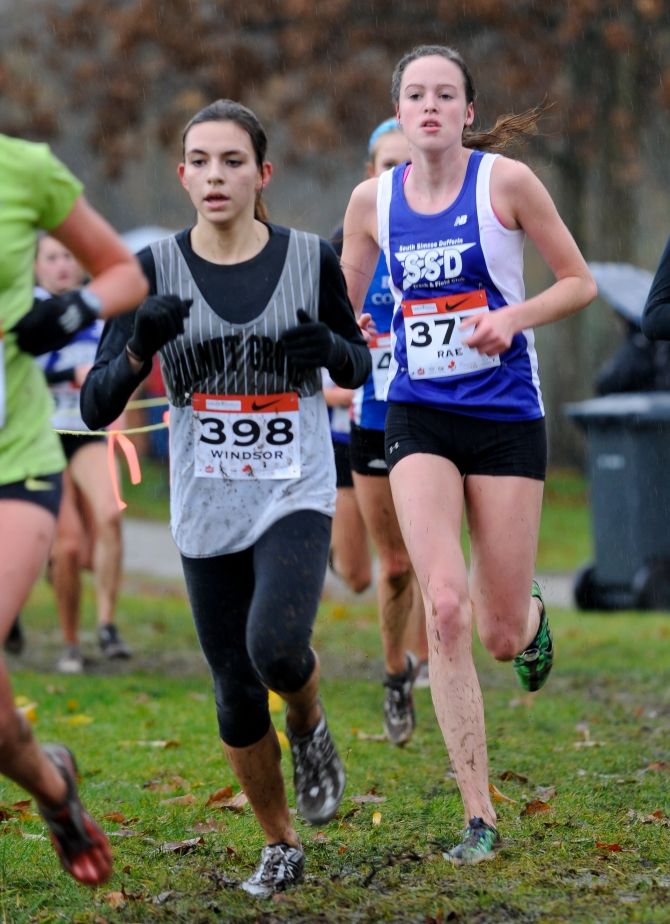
[368,117,401,155]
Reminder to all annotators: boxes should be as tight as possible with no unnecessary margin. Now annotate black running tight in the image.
[180,510,331,748]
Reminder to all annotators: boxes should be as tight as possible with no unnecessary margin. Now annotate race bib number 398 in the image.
[193,392,300,480]
[402,290,500,380]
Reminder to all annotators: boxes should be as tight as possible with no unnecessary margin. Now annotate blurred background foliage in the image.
[2,0,669,461]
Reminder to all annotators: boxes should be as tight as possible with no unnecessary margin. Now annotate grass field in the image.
[3,558,670,923]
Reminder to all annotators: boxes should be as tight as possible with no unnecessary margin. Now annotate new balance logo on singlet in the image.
[454,214,468,226]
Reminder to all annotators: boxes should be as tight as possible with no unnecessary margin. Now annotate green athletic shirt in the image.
[0,134,83,485]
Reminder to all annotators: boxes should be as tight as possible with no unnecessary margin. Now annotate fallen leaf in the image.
[372,811,382,826]
[135,739,180,749]
[104,891,126,909]
[313,831,329,842]
[161,794,196,806]
[276,731,289,750]
[338,845,348,855]
[193,820,226,834]
[268,691,283,714]
[627,809,670,827]
[217,791,248,813]
[63,714,93,727]
[520,800,551,816]
[16,701,38,723]
[355,730,387,742]
[144,775,190,793]
[646,761,670,772]
[499,770,528,783]
[489,783,516,804]
[205,786,234,806]
[535,786,557,802]
[103,812,128,824]
[595,841,622,852]
[351,793,386,804]
[152,891,177,905]
[159,836,204,854]
[330,604,349,621]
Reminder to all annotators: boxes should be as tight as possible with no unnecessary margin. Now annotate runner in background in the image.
[1,130,148,885]
[341,45,596,863]
[344,118,428,744]
[34,234,131,673]
[321,369,372,594]
[81,99,370,897]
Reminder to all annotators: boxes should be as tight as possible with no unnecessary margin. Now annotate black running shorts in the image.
[385,402,547,480]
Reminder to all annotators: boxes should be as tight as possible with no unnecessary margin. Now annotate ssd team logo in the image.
[395,242,475,287]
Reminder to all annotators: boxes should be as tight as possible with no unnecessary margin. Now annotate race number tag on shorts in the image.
[193,392,300,480]
[369,332,392,400]
[402,290,500,380]
[0,335,5,428]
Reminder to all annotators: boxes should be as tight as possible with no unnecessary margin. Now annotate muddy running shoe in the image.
[444,816,501,866]
[4,615,25,656]
[57,645,84,675]
[513,580,553,692]
[383,652,418,746]
[98,624,131,659]
[37,744,112,885]
[287,709,345,826]
[241,842,305,898]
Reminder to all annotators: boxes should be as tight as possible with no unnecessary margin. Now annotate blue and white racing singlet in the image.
[377,151,544,421]
[351,254,394,431]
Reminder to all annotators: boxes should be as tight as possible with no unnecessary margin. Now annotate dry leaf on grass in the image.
[520,800,551,816]
[103,892,127,909]
[372,811,382,827]
[134,739,180,749]
[216,791,249,813]
[159,836,204,854]
[489,783,516,804]
[499,770,528,784]
[143,775,190,793]
[206,786,234,806]
[350,793,386,804]
[353,730,387,742]
[595,841,622,852]
[160,794,197,806]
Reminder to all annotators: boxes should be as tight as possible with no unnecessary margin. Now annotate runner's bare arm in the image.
[341,178,382,317]
[462,159,596,355]
[51,196,148,318]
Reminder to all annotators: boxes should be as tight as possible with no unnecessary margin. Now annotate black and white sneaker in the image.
[287,709,345,826]
[241,842,305,898]
[98,625,131,659]
[383,652,418,746]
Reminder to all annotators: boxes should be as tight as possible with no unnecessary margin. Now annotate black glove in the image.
[280,308,347,369]
[13,290,100,356]
[127,295,193,361]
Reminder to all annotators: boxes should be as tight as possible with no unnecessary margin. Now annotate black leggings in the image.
[180,509,331,748]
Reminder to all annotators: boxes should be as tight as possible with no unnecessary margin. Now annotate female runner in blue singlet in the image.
[341,45,596,864]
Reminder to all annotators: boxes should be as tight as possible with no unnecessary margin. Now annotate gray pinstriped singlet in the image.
[150,229,336,558]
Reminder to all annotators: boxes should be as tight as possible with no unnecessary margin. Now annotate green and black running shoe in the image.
[444,816,501,866]
[513,580,553,692]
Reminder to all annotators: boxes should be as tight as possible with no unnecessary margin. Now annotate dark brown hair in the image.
[182,99,269,220]
[391,45,543,153]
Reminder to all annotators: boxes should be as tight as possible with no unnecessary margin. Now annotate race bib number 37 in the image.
[193,392,300,480]
[402,290,500,380]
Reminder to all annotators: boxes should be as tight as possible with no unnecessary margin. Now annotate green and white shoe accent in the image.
[513,579,554,692]
[444,816,501,866]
